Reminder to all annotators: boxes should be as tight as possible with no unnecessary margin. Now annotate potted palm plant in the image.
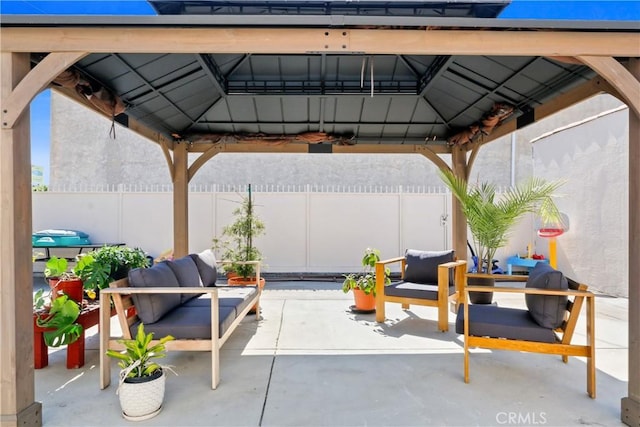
[439,169,563,303]
[105,324,175,421]
[342,248,391,312]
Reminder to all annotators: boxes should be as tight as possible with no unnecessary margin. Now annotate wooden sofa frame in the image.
[375,256,467,332]
[461,273,596,398]
[99,261,261,391]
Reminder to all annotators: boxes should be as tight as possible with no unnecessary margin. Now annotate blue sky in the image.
[2,0,638,184]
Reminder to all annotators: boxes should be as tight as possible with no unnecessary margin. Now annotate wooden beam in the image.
[451,146,468,259]
[577,56,640,117]
[0,52,42,427]
[188,144,224,182]
[622,57,640,427]
[52,86,175,150]
[185,141,451,155]
[2,52,88,129]
[2,28,639,57]
[475,77,611,148]
[172,142,189,258]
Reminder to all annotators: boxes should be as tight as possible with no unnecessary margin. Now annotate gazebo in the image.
[1,2,639,425]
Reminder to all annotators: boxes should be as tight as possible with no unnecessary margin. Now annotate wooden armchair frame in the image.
[375,257,467,332]
[460,273,596,398]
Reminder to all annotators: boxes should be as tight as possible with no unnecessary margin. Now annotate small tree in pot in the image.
[213,184,265,282]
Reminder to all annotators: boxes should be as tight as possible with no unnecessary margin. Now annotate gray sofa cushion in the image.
[167,256,203,304]
[189,249,218,287]
[456,305,556,343]
[183,286,258,315]
[131,305,236,339]
[525,263,568,329]
[128,263,182,324]
[404,249,454,284]
[384,281,455,300]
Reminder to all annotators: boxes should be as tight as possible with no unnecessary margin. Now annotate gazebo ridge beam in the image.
[2,28,639,57]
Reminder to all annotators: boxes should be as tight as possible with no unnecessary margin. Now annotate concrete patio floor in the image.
[33,279,629,426]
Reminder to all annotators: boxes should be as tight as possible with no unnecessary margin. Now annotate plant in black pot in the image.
[105,323,175,421]
[76,246,148,299]
[439,169,563,303]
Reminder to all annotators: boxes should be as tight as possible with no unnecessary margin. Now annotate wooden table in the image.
[34,301,114,369]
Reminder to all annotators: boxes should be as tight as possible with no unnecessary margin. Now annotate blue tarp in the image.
[32,229,92,247]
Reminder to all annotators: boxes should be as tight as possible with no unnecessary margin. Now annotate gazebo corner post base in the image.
[1,401,43,427]
[621,397,640,427]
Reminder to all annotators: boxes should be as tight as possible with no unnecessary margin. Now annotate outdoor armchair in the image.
[456,263,596,398]
[375,249,466,332]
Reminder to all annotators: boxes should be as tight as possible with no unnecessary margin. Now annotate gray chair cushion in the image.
[384,281,455,300]
[525,263,568,329]
[456,305,556,343]
[189,249,218,287]
[128,263,182,324]
[130,305,236,340]
[404,249,454,284]
[167,256,203,304]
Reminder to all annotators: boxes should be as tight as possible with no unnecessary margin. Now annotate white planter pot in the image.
[118,369,165,421]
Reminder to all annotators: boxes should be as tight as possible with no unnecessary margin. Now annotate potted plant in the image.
[44,256,85,303]
[33,288,83,347]
[76,245,149,299]
[105,323,175,421]
[213,184,266,287]
[342,248,391,312]
[439,169,563,303]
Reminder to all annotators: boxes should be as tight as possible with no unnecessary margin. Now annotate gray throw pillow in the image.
[525,262,569,329]
[168,256,204,303]
[128,262,182,323]
[189,249,218,287]
[404,249,455,284]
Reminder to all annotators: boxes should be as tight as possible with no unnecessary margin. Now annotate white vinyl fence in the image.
[33,184,537,276]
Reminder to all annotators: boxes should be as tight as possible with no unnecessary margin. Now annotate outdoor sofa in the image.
[99,249,261,390]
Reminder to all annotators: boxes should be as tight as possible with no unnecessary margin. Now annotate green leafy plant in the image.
[44,256,80,281]
[439,169,563,273]
[76,246,149,296]
[105,324,175,379]
[342,248,391,296]
[212,185,265,279]
[34,293,83,347]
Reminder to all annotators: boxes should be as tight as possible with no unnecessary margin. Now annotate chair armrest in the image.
[376,256,406,267]
[464,285,594,298]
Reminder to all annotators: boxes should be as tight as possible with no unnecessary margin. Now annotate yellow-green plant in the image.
[342,248,391,296]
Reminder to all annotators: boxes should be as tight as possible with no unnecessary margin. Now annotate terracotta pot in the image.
[48,278,84,303]
[353,288,376,311]
[227,276,265,313]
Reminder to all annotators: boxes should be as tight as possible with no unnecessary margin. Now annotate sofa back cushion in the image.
[167,256,204,304]
[403,249,455,284]
[128,262,182,323]
[189,249,218,287]
[525,262,569,329]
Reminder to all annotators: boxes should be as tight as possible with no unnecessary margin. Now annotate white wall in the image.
[532,106,629,297]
